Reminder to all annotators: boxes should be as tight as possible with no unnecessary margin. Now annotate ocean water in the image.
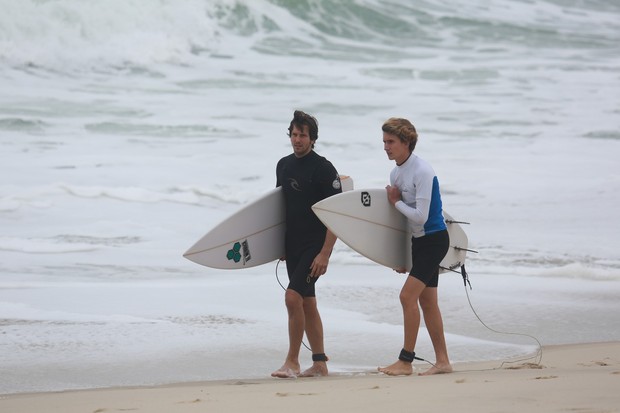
[1,0,619,395]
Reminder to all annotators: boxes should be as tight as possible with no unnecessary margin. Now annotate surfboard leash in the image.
[453,220,542,367]
[440,220,543,369]
[462,276,544,367]
[413,264,543,372]
[458,258,543,367]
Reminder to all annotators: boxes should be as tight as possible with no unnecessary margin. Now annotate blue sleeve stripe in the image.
[424,176,447,233]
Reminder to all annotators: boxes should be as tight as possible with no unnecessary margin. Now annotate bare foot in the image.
[419,363,453,376]
[378,360,414,376]
[271,363,300,378]
[299,361,328,377]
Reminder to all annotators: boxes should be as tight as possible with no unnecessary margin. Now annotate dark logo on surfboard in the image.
[361,191,371,207]
[226,240,251,264]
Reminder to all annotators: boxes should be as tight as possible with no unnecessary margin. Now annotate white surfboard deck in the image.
[311,188,468,273]
[183,176,354,269]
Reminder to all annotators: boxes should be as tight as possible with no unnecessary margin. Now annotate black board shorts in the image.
[409,229,449,287]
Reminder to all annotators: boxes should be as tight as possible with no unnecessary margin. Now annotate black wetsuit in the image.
[276,151,342,297]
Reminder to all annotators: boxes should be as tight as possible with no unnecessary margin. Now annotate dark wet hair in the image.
[288,110,319,142]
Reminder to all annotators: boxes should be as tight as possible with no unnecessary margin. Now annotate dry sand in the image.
[2,341,619,413]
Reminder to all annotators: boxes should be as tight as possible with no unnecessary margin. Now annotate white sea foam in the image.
[1,0,619,395]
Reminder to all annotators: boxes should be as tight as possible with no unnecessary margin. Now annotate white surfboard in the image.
[183,176,354,269]
[311,188,469,274]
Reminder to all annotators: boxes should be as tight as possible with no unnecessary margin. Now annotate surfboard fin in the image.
[446,219,470,225]
[455,246,479,254]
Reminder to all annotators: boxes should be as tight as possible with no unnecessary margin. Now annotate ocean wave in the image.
[583,130,620,141]
[84,121,233,138]
[0,183,257,212]
[0,195,51,212]
[0,302,164,324]
[0,0,220,71]
[533,262,620,282]
[1,0,617,72]
[0,236,99,254]
[470,247,620,281]
[57,183,252,205]
[0,117,48,133]
[0,234,137,255]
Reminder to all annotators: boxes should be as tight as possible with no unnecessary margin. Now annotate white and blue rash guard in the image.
[390,153,447,238]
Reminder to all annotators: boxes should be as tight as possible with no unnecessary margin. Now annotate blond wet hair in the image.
[382,117,418,152]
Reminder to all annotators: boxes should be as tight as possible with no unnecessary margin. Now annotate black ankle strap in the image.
[312,353,328,362]
[398,349,415,363]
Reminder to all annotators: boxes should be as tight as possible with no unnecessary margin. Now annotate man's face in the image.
[383,132,409,164]
[290,125,313,157]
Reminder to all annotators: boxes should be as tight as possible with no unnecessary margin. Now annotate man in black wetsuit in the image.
[271,110,342,378]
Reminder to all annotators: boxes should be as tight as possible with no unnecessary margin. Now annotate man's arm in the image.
[309,229,337,277]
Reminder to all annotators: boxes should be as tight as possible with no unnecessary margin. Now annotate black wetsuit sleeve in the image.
[316,159,342,198]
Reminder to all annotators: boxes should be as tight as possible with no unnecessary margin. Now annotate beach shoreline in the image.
[2,341,618,413]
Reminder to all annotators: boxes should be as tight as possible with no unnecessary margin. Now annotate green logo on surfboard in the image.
[226,240,251,264]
